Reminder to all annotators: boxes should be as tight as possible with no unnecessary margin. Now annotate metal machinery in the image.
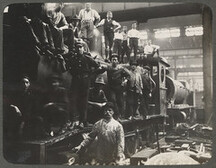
[5,55,196,165]
[166,76,196,128]
[9,57,170,164]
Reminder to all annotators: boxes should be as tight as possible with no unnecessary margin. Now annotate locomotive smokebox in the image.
[166,76,190,105]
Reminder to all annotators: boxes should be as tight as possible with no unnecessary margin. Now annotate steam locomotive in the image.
[6,55,195,165]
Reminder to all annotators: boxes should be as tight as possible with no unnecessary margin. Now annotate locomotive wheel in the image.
[125,135,139,157]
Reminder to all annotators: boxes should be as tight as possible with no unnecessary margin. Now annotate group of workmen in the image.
[3,3,161,165]
[77,3,160,62]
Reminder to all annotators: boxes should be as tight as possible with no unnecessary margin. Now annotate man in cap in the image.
[78,3,100,50]
[139,65,156,116]
[74,102,125,165]
[4,75,33,140]
[125,60,143,119]
[102,54,130,119]
[69,15,81,39]
[88,76,107,123]
[67,41,103,127]
[41,74,69,135]
[96,11,121,60]
[69,15,90,52]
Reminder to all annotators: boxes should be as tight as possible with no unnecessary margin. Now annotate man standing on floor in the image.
[96,11,121,61]
[74,102,125,165]
[128,22,140,61]
[78,3,100,51]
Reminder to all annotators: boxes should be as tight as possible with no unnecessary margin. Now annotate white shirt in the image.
[122,31,128,41]
[114,32,123,40]
[78,9,100,21]
[80,118,125,162]
[128,29,140,39]
[97,19,120,27]
[144,44,160,54]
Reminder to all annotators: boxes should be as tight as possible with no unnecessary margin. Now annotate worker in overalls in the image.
[78,3,100,51]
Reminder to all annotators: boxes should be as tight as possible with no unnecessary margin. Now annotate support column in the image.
[202,6,213,125]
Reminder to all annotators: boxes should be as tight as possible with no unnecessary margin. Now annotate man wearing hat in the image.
[88,76,107,123]
[69,16,90,52]
[128,22,140,61]
[41,74,69,135]
[74,102,125,165]
[67,42,103,127]
[125,60,143,119]
[139,65,156,116]
[102,54,130,119]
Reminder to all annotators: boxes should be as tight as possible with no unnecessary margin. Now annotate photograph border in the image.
[0,0,215,167]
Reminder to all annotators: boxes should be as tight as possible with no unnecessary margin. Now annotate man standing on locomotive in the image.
[96,11,121,61]
[78,3,100,51]
[128,22,140,61]
[66,41,103,128]
[103,54,130,119]
[88,76,108,123]
[46,3,75,53]
[144,39,160,58]
[121,26,130,63]
[74,102,125,165]
[125,60,143,120]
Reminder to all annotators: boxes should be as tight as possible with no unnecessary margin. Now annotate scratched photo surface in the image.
[3,2,213,165]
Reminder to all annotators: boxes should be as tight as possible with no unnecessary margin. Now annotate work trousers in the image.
[126,90,140,118]
[80,20,95,51]
[113,39,122,61]
[104,32,114,59]
[81,20,94,39]
[121,40,130,63]
[69,77,90,124]
[109,88,124,118]
[51,27,74,52]
[129,38,139,61]
[138,91,149,117]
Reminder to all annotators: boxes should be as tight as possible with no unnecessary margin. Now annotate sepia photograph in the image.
[2,2,213,166]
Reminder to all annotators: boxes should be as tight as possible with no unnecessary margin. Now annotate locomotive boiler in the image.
[166,76,190,105]
[165,75,195,127]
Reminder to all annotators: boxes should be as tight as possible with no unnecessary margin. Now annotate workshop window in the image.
[139,31,148,40]
[154,28,180,39]
[185,26,203,36]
